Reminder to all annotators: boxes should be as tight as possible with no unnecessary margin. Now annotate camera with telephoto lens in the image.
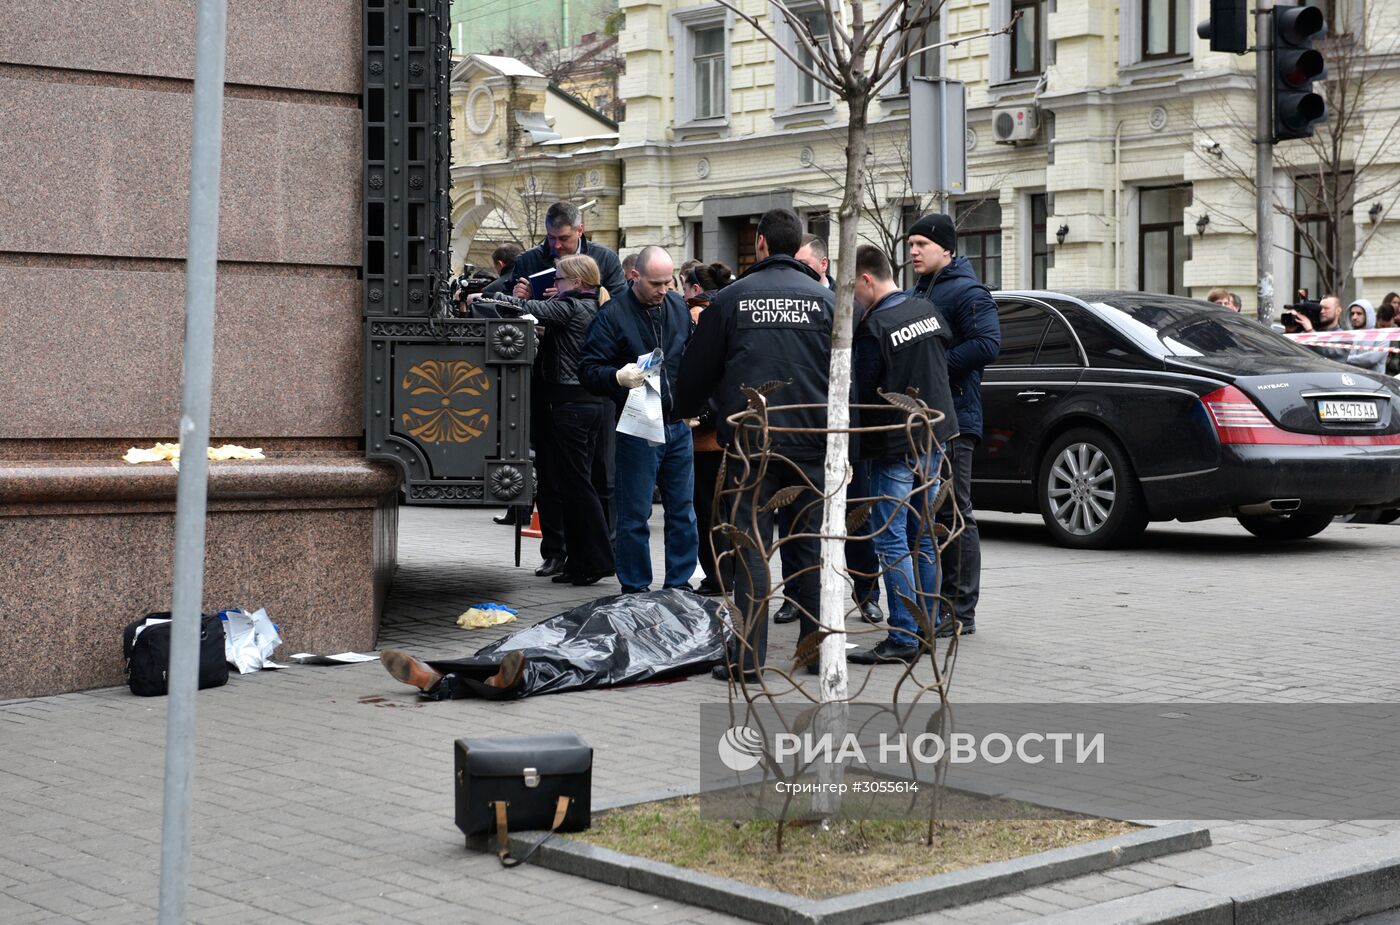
[1281,289,1322,328]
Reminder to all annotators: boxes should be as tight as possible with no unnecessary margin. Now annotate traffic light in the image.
[1197,0,1248,54]
[1272,4,1328,142]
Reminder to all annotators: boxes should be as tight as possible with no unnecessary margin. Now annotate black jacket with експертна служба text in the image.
[674,254,833,459]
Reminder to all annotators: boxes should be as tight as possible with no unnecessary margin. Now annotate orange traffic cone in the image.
[521,509,542,538]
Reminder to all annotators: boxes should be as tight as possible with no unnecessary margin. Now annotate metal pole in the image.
[157,2,227,923]
[1256,1,1275,324]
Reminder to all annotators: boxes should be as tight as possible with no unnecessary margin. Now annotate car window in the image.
[1089,298,1319,361]
[1035,318,1081,366]
[992,301,1050,366]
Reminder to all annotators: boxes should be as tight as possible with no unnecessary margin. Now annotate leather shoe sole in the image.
[380,649,443,691]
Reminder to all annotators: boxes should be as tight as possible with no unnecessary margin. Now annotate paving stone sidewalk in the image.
[2,506,1398,924]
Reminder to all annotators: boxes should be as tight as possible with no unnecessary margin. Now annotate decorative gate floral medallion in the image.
[399,359,491,443]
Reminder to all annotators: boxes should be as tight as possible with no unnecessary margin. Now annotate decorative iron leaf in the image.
[756,379,790,396]
[931,480,951,513]
[759,484,806,513]
[878,388,925,415]
[741,386,766,410]
[846,501,873,534]
[895,592,932,643]
[791,628,832,669]
[722,526,754,551]
[904,386,922,399]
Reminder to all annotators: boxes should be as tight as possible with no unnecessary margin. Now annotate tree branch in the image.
[873,13,1020,96]
[707,0,844,92]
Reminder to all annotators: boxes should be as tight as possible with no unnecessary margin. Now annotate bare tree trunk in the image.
[817,98,870,702]
[811,97,869,818]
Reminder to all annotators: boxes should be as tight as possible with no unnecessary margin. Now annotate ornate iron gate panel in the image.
[362,0,533,505]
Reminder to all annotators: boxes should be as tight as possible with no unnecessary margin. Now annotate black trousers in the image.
[778,475,879,607]
[531,395,567,561]
[693,449,724,588]
[725,454,823,672]
[544,400,615,575]
[934,434,980,623]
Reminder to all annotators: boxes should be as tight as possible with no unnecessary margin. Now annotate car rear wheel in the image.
[1237,512,1333,541]
[1038,427,1148,549]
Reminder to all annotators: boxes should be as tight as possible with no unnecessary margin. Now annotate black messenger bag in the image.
[454,733,592,866]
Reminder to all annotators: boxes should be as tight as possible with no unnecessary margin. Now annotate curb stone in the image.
[1034,831,1400,925]
[498,820,1212,925]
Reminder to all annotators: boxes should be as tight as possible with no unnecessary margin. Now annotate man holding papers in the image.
[579,245,699,594]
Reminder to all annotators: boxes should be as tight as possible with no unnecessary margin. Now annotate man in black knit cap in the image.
[906,213,1000,638]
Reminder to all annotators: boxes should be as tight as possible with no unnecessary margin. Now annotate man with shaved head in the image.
[579,245,699,594]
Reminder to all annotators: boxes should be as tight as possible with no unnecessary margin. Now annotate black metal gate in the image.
[361,0,533,506]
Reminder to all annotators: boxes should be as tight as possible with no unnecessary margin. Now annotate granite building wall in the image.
[0,2,399,698]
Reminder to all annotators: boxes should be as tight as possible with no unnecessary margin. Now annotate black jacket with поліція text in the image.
[853,292,959,460]
[674,254,833,459]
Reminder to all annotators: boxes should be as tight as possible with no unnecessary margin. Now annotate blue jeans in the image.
[863,453,942,646]
[614,424,698,592]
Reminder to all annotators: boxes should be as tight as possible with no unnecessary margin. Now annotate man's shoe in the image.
[773,602,800,624]
[695,578,724,597]
[486,651,527,692]
[935,619,974,638]
[570,570,614,587]
[711,664,763,683]
[380,649,443,691]
[493,509,522,526]
[858,600,884,625]
[847,639,922,665]
[535,557,568,578]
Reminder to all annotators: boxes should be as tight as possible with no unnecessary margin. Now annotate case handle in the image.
[492,795,571,868]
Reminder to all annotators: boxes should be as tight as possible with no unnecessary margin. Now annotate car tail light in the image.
[1201,385,1400,445]
[1202,386,1298,444]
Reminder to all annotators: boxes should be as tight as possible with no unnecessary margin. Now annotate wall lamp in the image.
[1369,201,1384,224]
[1055,223,1069,245]
[1195,213,1210,236]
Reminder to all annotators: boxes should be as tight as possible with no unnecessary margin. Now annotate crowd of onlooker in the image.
[1206,286,1400,376]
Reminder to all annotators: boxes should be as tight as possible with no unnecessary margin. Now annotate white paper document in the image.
[615,349,667,446]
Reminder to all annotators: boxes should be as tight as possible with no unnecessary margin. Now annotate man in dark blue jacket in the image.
[579,245,698,594]
[907,213,1000,637]
[509,201,626,299]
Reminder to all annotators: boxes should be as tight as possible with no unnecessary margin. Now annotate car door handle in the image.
[1017,390,1048,402]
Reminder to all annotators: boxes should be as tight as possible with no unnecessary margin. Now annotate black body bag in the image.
[454,733,592,866]
[122,612,230,697]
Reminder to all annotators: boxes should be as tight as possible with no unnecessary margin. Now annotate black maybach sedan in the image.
[971,290,1400,548]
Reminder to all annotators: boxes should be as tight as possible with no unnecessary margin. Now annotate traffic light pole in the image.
[1256,1,1275,325]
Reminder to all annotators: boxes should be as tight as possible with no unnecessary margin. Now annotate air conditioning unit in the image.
[992,105,1039,144]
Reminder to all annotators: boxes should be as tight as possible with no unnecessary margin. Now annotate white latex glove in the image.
[615,363,648,389]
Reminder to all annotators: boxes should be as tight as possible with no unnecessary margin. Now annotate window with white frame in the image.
[694,27,725,119]
[776,4,834,115]
[671,5,733,127]
[1121,0,1192,66]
